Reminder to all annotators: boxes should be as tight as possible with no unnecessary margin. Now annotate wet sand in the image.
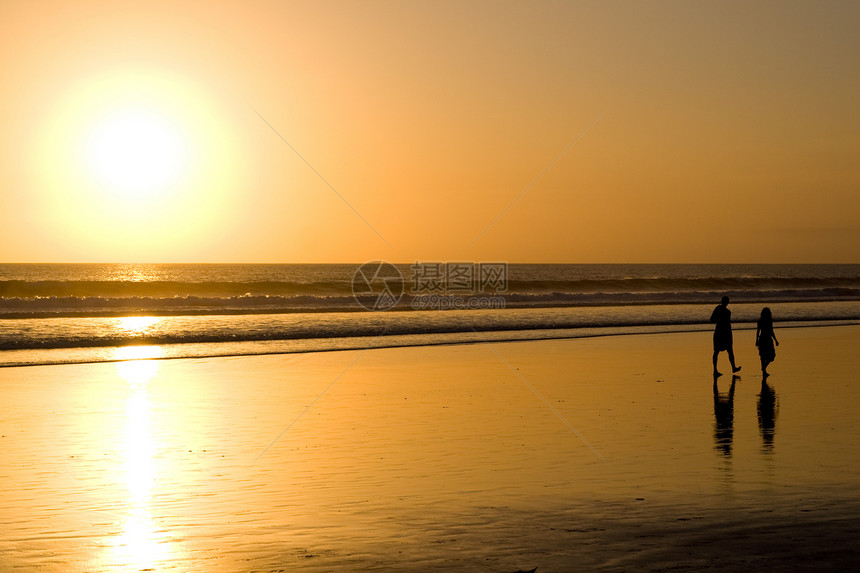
[2,326,860,571]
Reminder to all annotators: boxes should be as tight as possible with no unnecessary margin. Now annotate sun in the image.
[30,68,253,259]
[83,106,189,197]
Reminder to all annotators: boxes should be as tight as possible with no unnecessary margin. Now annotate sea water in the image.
[2,263,859,367]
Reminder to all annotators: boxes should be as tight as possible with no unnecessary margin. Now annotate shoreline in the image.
[2,319,859,370]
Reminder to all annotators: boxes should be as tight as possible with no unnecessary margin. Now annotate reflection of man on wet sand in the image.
[713,375,737,457]
[711,295,741,376]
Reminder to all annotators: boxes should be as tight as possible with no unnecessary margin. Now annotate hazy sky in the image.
[2,0,858,263]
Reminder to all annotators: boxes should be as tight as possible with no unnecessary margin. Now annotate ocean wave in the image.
[0,279,350,298]
[2,288,860,318]
[2,275,859,299]
[2,302,859,352]
[504,276,860,294]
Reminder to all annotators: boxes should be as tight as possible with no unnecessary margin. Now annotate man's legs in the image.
[727,346,741,373]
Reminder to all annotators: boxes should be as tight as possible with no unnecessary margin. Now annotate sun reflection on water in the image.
[116,316,160,335]
[114,344,163,364]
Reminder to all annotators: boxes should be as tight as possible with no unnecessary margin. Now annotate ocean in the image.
[2,263,859,367]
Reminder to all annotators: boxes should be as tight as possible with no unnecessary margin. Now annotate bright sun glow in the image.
[31,68,252,259]
[84,108,188,196]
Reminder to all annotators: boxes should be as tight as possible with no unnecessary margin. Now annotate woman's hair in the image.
[760,307,772,323]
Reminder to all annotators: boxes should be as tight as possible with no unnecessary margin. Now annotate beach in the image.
[2,325,860,571]
[5,0,860,569]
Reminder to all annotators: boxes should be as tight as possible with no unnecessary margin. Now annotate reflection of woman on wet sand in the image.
[755,307,779,376]
[758,376,777,453]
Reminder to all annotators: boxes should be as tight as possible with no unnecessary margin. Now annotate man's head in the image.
[721,295,730,306]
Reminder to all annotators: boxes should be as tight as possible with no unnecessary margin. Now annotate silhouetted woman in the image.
[755,307,779,376]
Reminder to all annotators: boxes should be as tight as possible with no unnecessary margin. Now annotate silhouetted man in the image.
[711,295,741,376]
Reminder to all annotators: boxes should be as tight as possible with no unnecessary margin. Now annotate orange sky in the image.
[2,0,858,263]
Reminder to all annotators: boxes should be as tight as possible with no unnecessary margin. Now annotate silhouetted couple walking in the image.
[711,296,779,376]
